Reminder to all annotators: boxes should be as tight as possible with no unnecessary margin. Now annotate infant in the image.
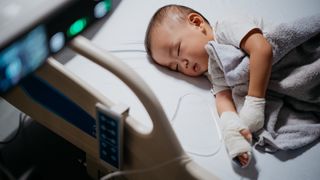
[145,4,273,167]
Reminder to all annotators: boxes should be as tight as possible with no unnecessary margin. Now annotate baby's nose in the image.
[182,59,189,68]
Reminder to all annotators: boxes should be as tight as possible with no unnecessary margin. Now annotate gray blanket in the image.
[207,14,320,152]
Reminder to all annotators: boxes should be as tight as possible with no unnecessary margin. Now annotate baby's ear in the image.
[187,13,204,27]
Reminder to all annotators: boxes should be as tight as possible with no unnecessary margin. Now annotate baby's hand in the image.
[238,129,252,166]
[239,96,266,132]
[220,112,252,167]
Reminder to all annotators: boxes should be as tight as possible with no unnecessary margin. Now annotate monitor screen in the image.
[0,25,49,93]
[0,0,114,94]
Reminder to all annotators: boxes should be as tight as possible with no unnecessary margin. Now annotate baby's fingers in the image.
[240,129,252,143]
[238,153,249,166]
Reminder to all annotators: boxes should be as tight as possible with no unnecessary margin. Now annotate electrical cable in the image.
[0,113,27,145]
[98,47,223,179]
[108,49,146,53]
[100,155,189,180]
[105,48,224,156]
[100,92,222,180]
[170,93,223,157]
[106,42,146,54]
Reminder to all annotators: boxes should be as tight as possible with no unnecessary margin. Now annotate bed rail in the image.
[3,36,217,180]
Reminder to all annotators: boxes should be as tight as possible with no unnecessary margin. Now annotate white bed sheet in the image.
[65,0,320,179]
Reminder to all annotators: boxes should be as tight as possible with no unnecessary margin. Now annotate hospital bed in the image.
[3,0,320,179]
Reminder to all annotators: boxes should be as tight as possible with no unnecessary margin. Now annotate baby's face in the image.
[150,15,213,77]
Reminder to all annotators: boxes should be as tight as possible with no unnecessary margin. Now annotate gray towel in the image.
[207,14,320,152]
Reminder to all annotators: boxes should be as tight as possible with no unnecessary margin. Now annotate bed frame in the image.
[3,36,217,179]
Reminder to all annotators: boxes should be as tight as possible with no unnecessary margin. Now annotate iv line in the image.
[100,92,222,180]
[99,47,223,179]
[170,92,223,157]
[100,155,189,180]
[109,49,146,53]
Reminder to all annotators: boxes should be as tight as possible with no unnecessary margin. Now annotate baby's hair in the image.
[144,4,210,61]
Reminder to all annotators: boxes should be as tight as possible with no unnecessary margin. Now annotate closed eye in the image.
[177,42,181,56]
[175,64,179,72]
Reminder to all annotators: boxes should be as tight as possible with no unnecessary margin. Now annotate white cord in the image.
[100,155,189,180]
[170,93,223,157]
[99,92,222,179]
[109,49,146,53]
[106,42,146,54]
[98,47,223,179]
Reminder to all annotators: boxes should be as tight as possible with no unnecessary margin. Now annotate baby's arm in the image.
[216,89,252,141]
[215,89,252,167]
[215,89,236,114]
[239,29,273,132]
[240,29,273,98]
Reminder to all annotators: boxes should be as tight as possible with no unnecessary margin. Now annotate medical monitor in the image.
[0,0,114,93]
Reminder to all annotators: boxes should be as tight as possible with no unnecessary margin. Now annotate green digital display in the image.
[105,0,112,11]
[67,18,88,37]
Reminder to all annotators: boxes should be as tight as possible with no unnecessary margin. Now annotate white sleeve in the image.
[205,42,230,95]
[206,71,230,95]
[205,59,230,95]
[214,16,263,48]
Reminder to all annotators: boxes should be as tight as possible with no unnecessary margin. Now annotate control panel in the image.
[96,103,129,170]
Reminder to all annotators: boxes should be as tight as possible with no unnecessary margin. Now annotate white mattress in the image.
[65,0,320,179]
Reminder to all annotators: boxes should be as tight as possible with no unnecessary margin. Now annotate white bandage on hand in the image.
[239,96,266,133]
[220,112,251,166]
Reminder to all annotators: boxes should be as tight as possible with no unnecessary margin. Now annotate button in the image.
[49,32,65,53]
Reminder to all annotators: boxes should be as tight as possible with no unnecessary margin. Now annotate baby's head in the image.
[145,4,213,77]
